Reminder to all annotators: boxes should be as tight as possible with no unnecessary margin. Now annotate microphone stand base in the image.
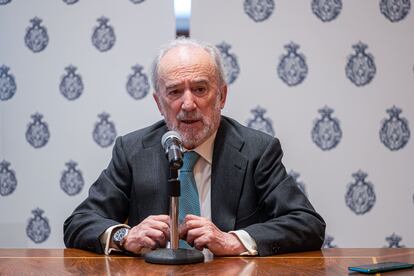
[144,248,204,265]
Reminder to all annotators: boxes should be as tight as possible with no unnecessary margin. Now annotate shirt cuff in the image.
[229,230,258,256]
[100,224,130,255]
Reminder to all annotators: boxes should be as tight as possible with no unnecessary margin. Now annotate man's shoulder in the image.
[120,120,167,148]
[221,116,275,143]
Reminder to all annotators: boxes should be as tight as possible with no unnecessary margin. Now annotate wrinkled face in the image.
[154,46,227,149]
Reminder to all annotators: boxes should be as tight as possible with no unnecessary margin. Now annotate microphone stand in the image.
[144,166,204,264]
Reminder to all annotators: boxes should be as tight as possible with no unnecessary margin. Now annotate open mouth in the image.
[181,119,200,125]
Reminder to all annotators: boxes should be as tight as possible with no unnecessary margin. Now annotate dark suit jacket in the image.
[64,116,325,256]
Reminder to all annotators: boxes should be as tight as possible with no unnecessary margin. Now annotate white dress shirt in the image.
[101,132,258,255]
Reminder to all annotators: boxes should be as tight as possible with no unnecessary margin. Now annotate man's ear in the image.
[219,85,228,109]
[153,92,164,116]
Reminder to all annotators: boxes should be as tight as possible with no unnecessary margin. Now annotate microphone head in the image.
[161,131,182,149]
[161,131,183,170]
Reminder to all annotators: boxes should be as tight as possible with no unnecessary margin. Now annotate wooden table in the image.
[0,248,413,275]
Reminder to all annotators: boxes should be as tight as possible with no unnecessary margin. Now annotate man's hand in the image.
[179,214,246,256]
[122,215,170,254]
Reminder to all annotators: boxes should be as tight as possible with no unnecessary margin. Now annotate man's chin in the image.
[179,130,209,149]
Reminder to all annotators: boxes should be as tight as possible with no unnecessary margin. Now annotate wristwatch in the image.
[112,227,129,251]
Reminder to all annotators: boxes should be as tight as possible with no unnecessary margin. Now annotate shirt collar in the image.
[185,131,216,165]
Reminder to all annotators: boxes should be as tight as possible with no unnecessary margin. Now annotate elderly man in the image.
[64,38,325,256]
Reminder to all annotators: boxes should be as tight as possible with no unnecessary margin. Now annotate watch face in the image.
[113,228,128,242]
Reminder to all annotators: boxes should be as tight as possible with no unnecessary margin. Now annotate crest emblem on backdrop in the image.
[63,0,78,4]
[288,170,307,196]
[60,161,84,196]
[0,65,17,101]
[379,106,410,151]
[25,17,49,53]
[26,208,51,243]
[92,17,116,52]
[311,106,342,150]
[323,234,337,248]
[346,42,376,87]
[60,65,84,101]
[0,160,18,196]
[216,42,240,85]
[130,0,146,3]
[311,0,342,22]
[26,113,50,149]
[385,233,405,248]
[93,112,117,148]
[244,0,275,22]
[0,0,12,6]
[126,64,150,100]
[380,0,411,22]
[246,106,275,136]
[345,170,376,215]
[277,42,308,86]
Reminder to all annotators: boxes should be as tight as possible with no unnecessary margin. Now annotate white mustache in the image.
[176,112,202,121]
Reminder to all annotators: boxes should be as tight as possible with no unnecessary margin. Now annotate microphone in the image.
[161,131,184,170]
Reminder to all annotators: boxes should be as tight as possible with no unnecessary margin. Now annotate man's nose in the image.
[181,90,196,111]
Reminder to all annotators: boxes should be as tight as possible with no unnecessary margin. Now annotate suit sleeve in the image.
[243,138,326,256]
[63,136,132,253]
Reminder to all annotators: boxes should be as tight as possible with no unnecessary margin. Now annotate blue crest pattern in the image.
[63,0,78,4]
[130,0,146,3]
[346,42,376,86]
[60,161,84,196]
[0,0,12,5]
[0,65,17,101]
[380,106,410,151]
[311,0,342,22]
[26,113,50,149]
[312,106,342,151]
[345,170,376,215]
[380,0,411,22]
[26,208,51,244]
[60,65,84,101]
[246,106,275,136]
[126,64,150,100]
[323,234,337,248]
[0,160,18,196]
[385,233,405,248]
[24,17,49,53]
[216,42,240,85]
[92,17,116,52]
[277,42,308,86]
[244,0,275,22]
[93,112,117,148]
[288,170,307,196]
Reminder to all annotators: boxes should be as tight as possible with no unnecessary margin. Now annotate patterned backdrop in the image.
[0,0,175,247]
[191,0,414,248]
[1,0,413,249]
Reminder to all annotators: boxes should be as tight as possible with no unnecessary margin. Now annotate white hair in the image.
[150,37,226,92]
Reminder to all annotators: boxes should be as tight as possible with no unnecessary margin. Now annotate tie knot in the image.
[181,151,200,171]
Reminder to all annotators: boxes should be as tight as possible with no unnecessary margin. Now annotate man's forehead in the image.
[157,46,217,87]
[163,77,210,89]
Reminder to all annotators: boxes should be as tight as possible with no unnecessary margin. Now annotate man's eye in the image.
[167,90,181,97]
[193,87,207,95]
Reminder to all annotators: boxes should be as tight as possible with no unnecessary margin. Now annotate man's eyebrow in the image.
[165,82,183,90]
[191,79,209,85]
[165,79,209,89]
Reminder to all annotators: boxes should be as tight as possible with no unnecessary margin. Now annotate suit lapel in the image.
[141,123,170,215]
[211,117,248,231]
